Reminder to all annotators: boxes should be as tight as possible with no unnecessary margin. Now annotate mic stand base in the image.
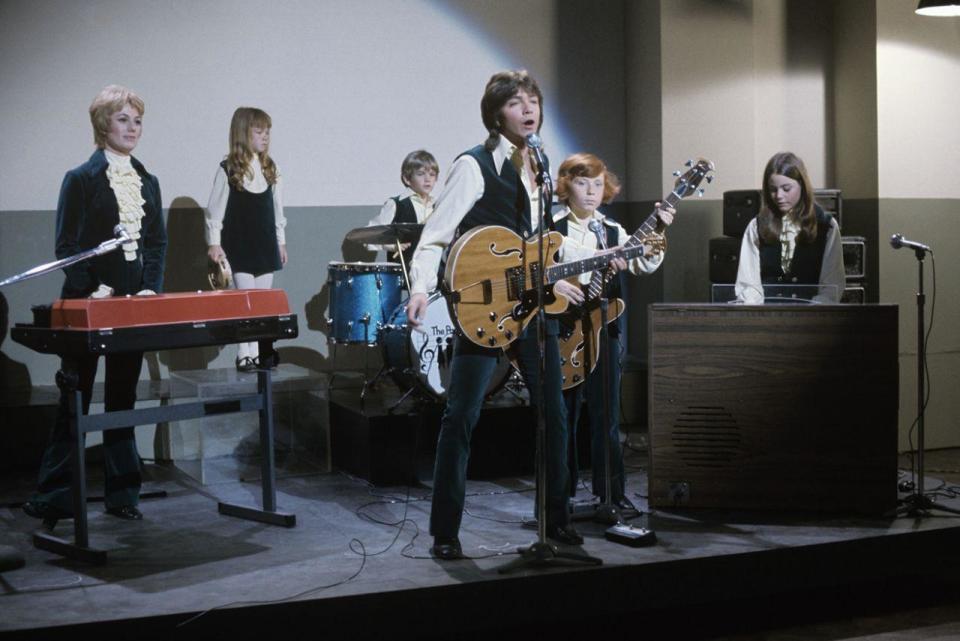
[498,540,602,574]
[890,492,960,518]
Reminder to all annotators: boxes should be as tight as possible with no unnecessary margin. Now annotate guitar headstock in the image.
[671,158,716,199]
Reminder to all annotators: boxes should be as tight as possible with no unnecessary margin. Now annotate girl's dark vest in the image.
[390,196,418,265]
[554,213,626,338]
[759,205,832,285]
[220,161,281,275]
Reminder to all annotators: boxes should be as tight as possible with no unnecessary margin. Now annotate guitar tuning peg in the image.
[685,159,693,167]
[706,175,714,183]
[672,170,682,177]
[697,189,705,197]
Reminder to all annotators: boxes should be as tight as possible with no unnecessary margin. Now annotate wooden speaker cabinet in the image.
[648,304,898,514]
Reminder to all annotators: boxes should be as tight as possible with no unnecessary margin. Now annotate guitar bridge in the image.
[505,266,525,301]
[454,280,493,305]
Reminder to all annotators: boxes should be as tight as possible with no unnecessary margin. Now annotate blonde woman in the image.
[24,85,167,523]
[205,107,287,371]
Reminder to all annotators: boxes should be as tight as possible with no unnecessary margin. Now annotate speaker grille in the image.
[671,406,741,468]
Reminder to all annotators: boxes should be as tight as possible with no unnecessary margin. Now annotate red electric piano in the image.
[13,289,297,356]
[12,289,299,564]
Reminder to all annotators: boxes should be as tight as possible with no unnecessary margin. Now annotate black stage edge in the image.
[8,524,960,641]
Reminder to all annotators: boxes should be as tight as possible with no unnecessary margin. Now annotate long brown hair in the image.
[757,151,816,244]
[226,107,278,190]
[480,70,544,151]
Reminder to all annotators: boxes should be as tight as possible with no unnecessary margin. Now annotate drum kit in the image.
[329,223,514,403]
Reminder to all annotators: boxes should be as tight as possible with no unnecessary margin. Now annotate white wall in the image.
[659,0,832,197]
[876,0,960,450]
[0,0,625,213]
[877,0,960,200]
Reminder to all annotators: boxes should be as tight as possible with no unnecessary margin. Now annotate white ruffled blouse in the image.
[104,148,145,261]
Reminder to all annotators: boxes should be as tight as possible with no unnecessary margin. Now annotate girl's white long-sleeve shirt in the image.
[205,155,286,246]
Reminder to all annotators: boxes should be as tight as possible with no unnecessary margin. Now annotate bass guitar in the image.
[557,158,715,389]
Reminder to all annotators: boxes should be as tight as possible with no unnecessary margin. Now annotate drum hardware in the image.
[345,223,425,292]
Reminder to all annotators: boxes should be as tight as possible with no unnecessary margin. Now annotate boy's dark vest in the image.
[390,196,418,265]
[554,213,626,338]
[457,144,549,238]
[759,205,831,285]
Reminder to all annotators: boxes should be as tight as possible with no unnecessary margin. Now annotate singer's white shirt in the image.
[553,207,664,284]
[408,135,592,295]
[205,155,286,246]
[734,215,845,303]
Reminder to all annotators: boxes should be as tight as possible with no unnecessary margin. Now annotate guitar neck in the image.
[578,192,676,295]
[547,243,652,284]
[625,189,683,248]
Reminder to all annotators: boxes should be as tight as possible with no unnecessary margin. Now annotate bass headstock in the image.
[671,158,716,199]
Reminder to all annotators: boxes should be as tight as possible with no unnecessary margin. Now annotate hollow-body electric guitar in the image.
[443,219,665,349]
[557,158,715,389]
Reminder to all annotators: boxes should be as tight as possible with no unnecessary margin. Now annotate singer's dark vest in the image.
[456,144,545,238]
[759,205,832,285]
[455,143,557,335]
[390,196,418,265]
[554,214,626,338]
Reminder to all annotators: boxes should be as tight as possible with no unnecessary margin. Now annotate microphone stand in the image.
[498,139,601,573]
[586,226,620,526]
[894,244,958,517]
[584,224,655,546]
[0,226,131,288]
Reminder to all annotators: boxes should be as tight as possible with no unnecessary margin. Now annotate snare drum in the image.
[327,261,404,344]
[381,293,511,399]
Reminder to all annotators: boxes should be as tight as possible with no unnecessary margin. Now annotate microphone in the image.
[588,219,608,250]
[890,233,931,254]
[525,133,549,178]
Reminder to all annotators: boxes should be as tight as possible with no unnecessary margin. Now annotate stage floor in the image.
[3,446,960,640]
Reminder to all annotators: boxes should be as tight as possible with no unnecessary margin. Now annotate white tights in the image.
[234,272,274,360]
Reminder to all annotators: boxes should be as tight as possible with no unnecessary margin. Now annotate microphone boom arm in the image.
[0,225,131,288]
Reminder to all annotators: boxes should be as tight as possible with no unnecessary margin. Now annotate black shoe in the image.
[546,524,584,545]
[430,537,463,560]
[22,501,72,522]
[614,496,641,514]
[236,356,256,372]
[106,505,143,520]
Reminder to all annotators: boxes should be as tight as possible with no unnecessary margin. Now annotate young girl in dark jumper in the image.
[205,107,288,371]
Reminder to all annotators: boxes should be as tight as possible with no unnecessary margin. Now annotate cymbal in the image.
[345,222,424,244]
